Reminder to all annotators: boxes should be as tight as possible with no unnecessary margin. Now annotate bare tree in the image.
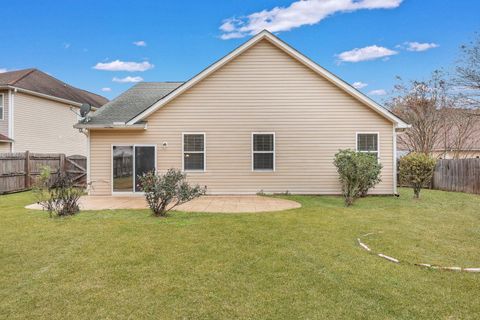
[456,33,480,108]
[440,108,480,159]
[388,71,450,154]
[390,34,480,158]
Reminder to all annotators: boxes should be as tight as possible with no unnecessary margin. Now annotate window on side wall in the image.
[183,133,205,171]
[357,133,379,160]
[252,133,275,171]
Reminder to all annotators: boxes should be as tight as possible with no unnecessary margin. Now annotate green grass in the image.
[1,188,479,319]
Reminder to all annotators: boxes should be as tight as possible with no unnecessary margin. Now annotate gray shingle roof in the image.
[84,82,183,125]
[0,68,108,108]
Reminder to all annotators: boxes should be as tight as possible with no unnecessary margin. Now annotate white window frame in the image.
[182,132,206,172]
[0,93,4,120]
[252,132,276,172]
[356,132,380,161]
[111,144,157,195]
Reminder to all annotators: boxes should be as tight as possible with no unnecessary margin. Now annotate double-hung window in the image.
[252,133,275,171]
[0,94,4,120]
[183,133,205,171]
[356,133,379,160]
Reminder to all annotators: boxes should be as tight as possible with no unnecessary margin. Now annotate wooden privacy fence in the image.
[432,158,480,195]
[0,151,87,194]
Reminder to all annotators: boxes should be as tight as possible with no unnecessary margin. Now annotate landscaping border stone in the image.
[357,232,479,273]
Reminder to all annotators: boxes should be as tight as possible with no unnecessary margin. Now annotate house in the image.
[0,69,107,155]
[75,30,408,196]
[397,109,480,159]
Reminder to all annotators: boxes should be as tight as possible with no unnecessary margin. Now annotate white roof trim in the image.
[127,30,409,129]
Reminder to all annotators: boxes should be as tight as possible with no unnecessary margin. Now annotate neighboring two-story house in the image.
[0,69,107,155]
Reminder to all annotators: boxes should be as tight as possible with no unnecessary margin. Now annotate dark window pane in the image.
[253,134,274,151]
[184,153,204,170]
[134,146,156,192]
[254,153,274,170]
[113,146,133,192]
[357,134,378,152]
[184,134,204,152]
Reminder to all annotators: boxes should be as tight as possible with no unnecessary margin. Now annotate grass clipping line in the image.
[357,233,480,273]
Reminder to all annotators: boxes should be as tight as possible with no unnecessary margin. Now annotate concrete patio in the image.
[26,195,301,213]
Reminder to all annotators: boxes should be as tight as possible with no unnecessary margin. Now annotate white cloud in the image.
[352,81,368,89]
[369,89,387,96]
[63,43,71,49]
[133,40,147,47]
[220,0,403,39]
[112,76,143,83]
[220,32,247,40]
[0,68,7,73]
[337,45,398,63]
[404,41,439,52]
[94,60,154,72]
[101,87,112,92]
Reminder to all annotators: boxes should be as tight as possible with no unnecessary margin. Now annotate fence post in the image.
[59,154,66,175]
[24,150,31,189]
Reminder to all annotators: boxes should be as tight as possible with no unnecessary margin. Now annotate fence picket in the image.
[0,151,87,194]
[432,158,480,195]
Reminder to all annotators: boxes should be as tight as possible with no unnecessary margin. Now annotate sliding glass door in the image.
[134,146,156,192]
[113,145,156,193]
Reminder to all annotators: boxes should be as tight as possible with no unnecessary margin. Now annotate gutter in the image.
[0,85,98,110]
[74,122,147,130]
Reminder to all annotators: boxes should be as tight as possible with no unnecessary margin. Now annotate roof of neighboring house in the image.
[76,30,409,129]
[397,109,480,152]
[83,82,184,125]
[0,133,13,142]
[0,68,108,108]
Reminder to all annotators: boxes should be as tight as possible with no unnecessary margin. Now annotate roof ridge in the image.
[26,69,108,106]
[9,68,37,85]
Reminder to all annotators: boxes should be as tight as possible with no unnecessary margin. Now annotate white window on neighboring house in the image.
[183,133,205,172]
[0,94,4,120]
[252,133,275,171]
[356,133,379,160]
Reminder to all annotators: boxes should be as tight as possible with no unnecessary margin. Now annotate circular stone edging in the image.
[357,232,480,273]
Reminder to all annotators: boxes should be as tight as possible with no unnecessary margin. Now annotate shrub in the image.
[399,152,436,199]
[333,149,382,206]
[33,166,83,217]
[138,169,206,217]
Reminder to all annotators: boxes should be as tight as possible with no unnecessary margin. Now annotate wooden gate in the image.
[65,155,87,187]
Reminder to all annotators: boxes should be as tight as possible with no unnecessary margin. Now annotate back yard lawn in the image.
[1,189,479,319]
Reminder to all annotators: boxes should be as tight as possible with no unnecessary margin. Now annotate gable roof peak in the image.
[125,30,408,128]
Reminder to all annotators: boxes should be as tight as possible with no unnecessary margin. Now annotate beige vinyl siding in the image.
[0,90,9,137]
[13,92,87,155]
[89,39,395,195]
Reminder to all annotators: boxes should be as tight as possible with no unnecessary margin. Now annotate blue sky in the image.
[1,0,479,102]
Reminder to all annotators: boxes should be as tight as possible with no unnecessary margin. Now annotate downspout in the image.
[87,129,91,195]
[393,125,398,195]
[8,88,15,152]
[79,128,91,195]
